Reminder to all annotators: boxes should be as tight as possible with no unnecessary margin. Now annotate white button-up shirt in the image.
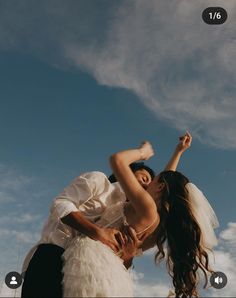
[22,171,126,272]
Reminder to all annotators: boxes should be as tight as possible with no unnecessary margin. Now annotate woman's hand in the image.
[139,141,154,160]
[164,131,192,171]
[176,131,192,153]
[118,226,143,260]
[123,225,143,248]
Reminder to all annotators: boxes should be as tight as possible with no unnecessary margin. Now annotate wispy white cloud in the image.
[0,1,236,149]
[0,228,40,244]
[143,247,156,256]
[0,191,15,203]
[133,269,172,297]
[0,213,41,225]
[219,222,236,241]
[67,0,236,150]
[0,164,32,191]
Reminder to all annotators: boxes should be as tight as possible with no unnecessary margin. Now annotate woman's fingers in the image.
[121,225,133,244]
[186,130,191,137]
[186,131,192,144]
[113,244,120,253]
[139,141,154,160]
[126,226,142,246]
[128,227,138,245]
[179,131,192,147]
[122,225,136,245]
[106,237,118,252]
[115,231,126,246]
[183,132,192,147]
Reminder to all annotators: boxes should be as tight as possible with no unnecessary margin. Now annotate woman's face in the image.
[146,174,165,199]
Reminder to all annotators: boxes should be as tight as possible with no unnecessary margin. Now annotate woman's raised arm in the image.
[164,131,192,171]
[109,142,156,218]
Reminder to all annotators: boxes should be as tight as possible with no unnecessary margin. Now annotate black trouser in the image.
[21,244,65,298]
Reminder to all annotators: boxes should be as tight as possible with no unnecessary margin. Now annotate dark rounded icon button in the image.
[5,271,22,289]
[210,271,227,289]
[202,7,227,25]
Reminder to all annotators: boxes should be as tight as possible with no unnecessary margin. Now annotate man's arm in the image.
[52,172,124,252]
[62,211,124,253]
[61,212,101,240]
[164,131,192,171]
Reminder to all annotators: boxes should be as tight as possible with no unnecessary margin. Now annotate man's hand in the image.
[95,227,125,253]
[176,131,192,153]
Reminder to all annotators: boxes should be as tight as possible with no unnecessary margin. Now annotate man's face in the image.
[134,169,152,190]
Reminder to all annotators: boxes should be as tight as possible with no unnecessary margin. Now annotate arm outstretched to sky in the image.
[139,132,192,252]
[164,131,192,171]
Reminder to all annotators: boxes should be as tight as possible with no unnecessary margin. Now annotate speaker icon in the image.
[214,276,223,284]
[210,271,227,289]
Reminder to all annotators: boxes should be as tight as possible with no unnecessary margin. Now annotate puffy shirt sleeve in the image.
[51,171,110,219]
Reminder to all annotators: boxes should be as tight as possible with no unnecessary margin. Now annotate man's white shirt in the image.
[22,171,126,273]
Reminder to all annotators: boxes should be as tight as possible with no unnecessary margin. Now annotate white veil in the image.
[185,183,219,249]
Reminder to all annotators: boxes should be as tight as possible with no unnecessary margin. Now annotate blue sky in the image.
[0,1,236,297]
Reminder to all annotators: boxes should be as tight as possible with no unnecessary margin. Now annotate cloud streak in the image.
[0,164,32,190]
[66,0,236,149]
[133,269,172,297]
[0,0,236,149]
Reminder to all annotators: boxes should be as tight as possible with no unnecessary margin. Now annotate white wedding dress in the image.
[62,199,134,297]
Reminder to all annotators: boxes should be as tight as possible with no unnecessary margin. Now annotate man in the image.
[21,163,155,298]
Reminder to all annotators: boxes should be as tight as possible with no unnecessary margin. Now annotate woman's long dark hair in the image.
[154,171,212,297]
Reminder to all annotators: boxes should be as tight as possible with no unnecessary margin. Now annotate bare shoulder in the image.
[124,201,159,235]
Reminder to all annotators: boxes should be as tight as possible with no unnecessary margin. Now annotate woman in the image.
[110,133,219,297]
[63,133,218,297]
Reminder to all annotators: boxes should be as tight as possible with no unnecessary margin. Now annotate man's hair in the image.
[108,162,155,183]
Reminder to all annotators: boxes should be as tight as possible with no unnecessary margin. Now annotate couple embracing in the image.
[21,132,219,297]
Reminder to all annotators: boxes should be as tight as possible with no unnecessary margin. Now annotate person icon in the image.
[5,271,22,289]
[10,276,18,285]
